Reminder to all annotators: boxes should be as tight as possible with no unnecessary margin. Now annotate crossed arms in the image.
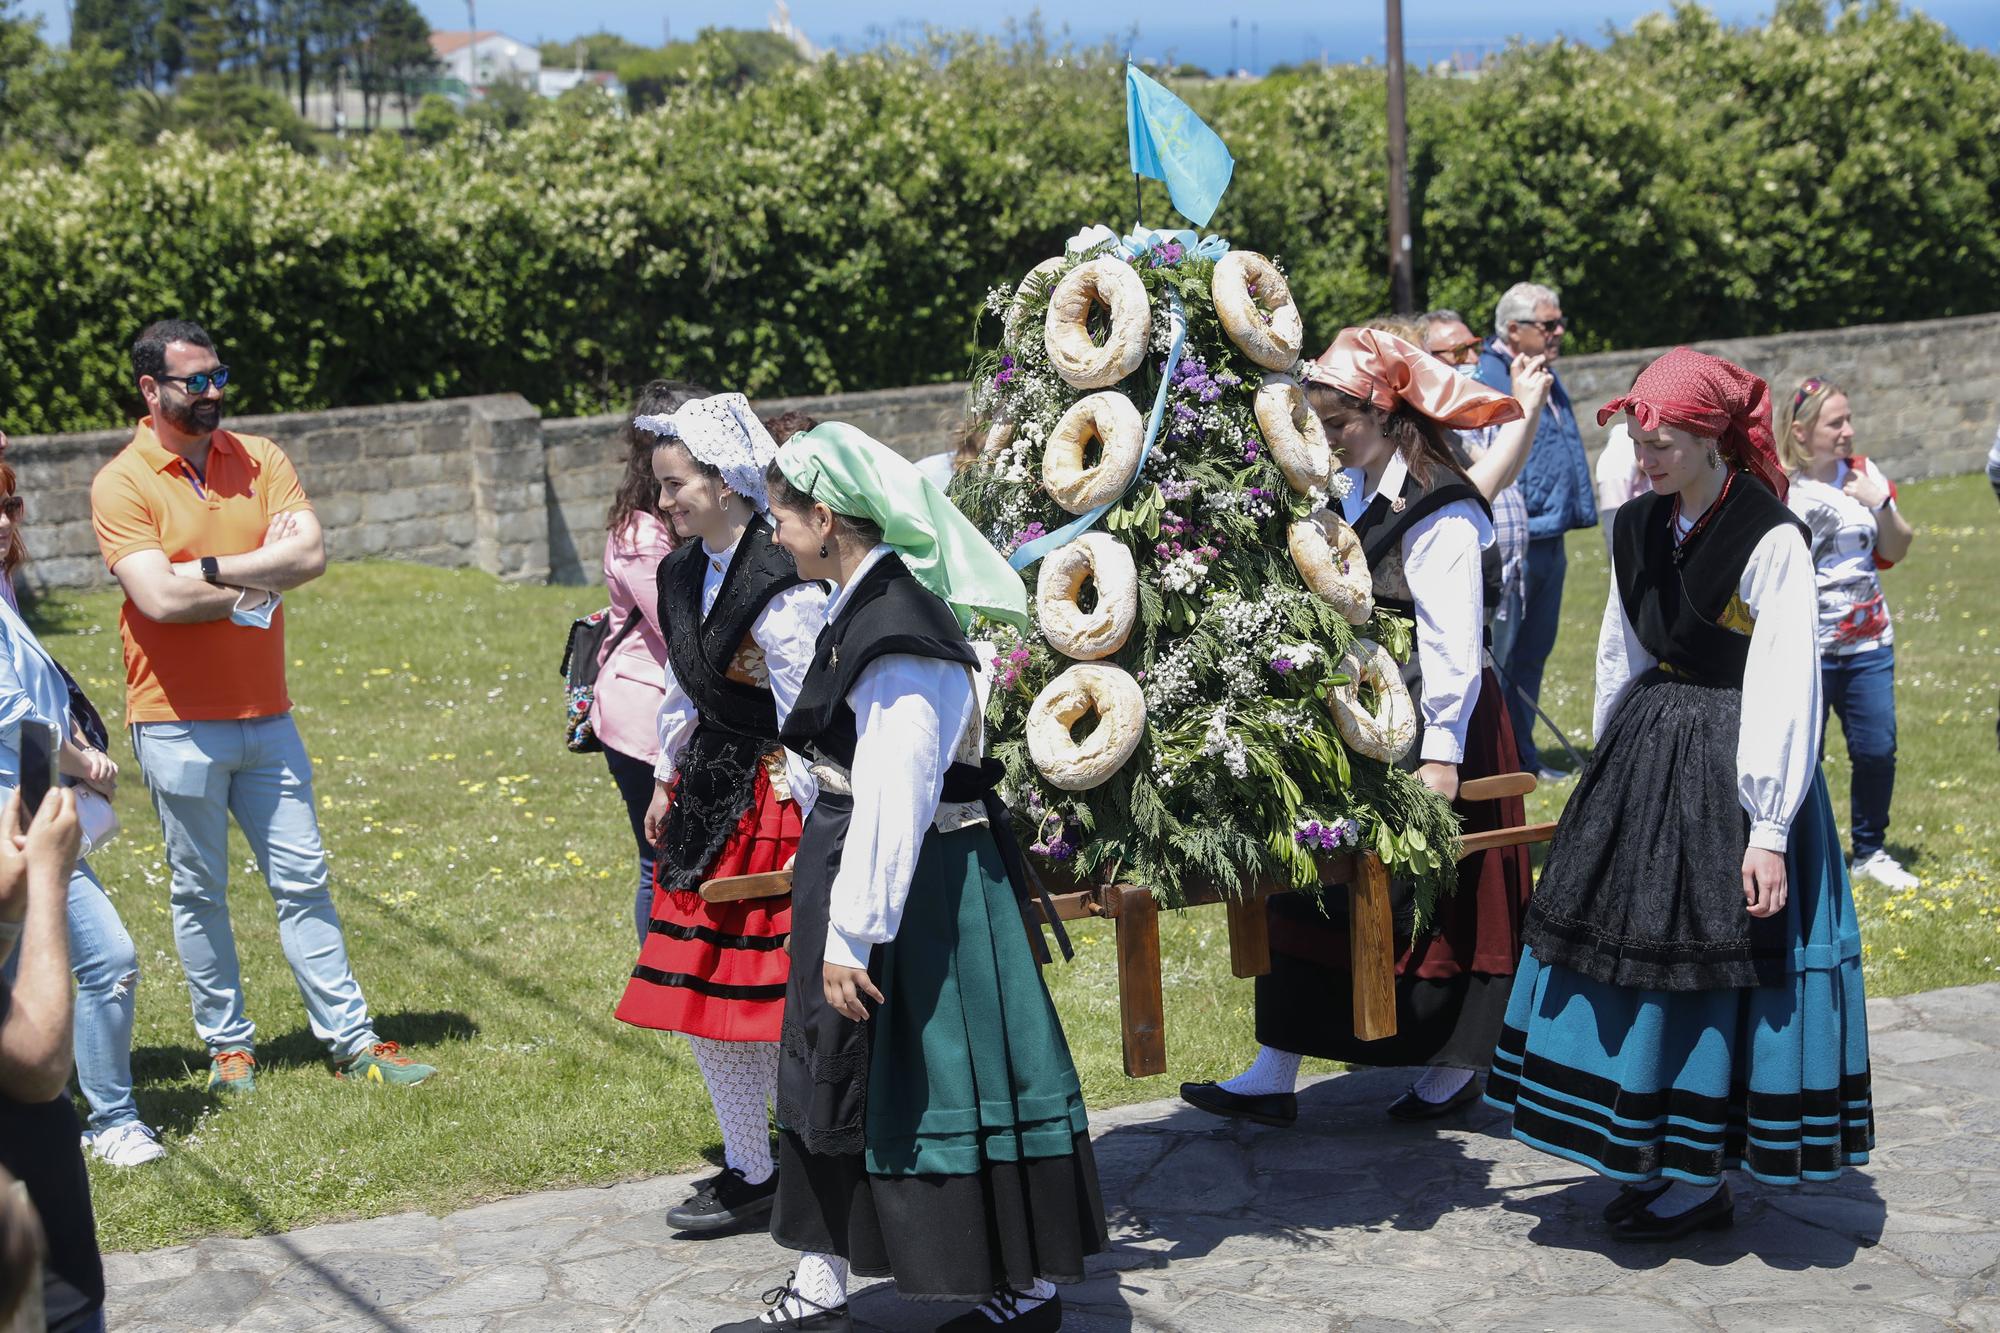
[110,507,327,624]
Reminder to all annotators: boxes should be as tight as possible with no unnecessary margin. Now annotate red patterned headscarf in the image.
[1303,328,1524,430]
[1597,348,1786,500]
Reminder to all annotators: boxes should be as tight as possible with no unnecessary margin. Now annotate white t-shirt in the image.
[1785,458,1896,657]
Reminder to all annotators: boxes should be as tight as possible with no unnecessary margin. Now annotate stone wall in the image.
[10,312,1995,593]
[1560,311,2000,483]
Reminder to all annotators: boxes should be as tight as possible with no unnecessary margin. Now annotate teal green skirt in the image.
[773,797,1106,1298]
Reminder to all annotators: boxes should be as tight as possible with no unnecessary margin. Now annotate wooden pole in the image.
[1384,0,1416,314]
[1348,853,1400,1040]
[1113,884,1168,1076]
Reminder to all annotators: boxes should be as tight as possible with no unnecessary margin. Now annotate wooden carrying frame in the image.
[701,772,1558,1079]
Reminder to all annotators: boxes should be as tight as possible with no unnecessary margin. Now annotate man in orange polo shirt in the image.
[90,320,434,1092]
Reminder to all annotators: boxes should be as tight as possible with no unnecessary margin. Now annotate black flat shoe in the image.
[710,1277,851,1332]
[1602,1180,1672,1224]
[1385,1075,1483,1121]
[1612,1183,1735,1242]
[668,1166,779,1233]
[1180,1081,1297,1127]
[936,1291,1062,1332]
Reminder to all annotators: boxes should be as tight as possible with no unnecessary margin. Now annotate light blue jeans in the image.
[0,857,140,1133]
[131,714,377,1061]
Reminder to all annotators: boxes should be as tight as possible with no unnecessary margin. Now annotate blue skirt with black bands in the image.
[1484,769,1874,1186]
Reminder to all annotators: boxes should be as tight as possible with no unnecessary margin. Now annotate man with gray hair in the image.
[1474,282,1595,779]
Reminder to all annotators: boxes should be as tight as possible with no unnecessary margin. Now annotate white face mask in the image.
[1452,361,1481,379]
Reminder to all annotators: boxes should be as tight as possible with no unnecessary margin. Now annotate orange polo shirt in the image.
[90,419,313,724]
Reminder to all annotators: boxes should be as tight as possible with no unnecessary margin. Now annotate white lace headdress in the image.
[633,392,778,510]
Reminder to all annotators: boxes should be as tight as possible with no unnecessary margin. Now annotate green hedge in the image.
[2,3,1996,435]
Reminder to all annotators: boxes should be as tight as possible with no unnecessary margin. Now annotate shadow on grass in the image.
[130,1011,478,1134]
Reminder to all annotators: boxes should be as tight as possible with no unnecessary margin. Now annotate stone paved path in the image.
[107,984,2000,1331]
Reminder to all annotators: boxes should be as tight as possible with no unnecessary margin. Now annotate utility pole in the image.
[1230,18,1238,76]
[466,1,478,94]
[1384,0,1415,314]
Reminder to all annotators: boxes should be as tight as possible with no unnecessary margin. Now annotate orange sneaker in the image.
[334,1041,437,1086]
[207,1047,257,1095]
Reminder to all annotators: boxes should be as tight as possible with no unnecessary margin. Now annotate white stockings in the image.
[1219,1045,1302,1097]
[686,1036,779,1185]
[1410,1065,1475,1104]
[761,1253,850,1322]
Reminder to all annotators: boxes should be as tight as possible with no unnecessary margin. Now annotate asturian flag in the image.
[1125,62,1236,227]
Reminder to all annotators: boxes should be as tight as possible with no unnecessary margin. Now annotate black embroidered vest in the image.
[780,555,992,802]
[1611,480,1807,689]
[653,521,805,894]
[1351,462,1500,629]
[659,521,803,742]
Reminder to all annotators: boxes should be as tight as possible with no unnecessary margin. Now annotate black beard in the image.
[164,398,222,435]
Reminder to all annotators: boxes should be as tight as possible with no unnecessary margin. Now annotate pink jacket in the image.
[594,513,674,763]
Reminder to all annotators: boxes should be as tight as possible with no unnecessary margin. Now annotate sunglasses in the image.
[1792,376,1827,408]
[157,365,232,395]
[1432,339,1484,364]
[0,496,21,520]
[1520,318,1568,335]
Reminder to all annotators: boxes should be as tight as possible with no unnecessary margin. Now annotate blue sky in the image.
[22,1,1999,65]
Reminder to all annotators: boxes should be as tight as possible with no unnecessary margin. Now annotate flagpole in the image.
[1128,55,1143,229]
[1385,0,1416,313]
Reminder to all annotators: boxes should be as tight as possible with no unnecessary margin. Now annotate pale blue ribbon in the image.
[1063,224,1230,264]
[1009,287,1188,572]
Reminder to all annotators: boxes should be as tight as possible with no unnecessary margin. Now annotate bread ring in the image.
[1212,251,1305,371]
[1327,638,1416,764]
[1027,663,1148,791]
[1043,391,1145,514]
[1035,534,1138,661]
[1044,258,1151,390]
[1286,510,1375,626]
[1255,374,1333,494]
[1006,256,1065,342]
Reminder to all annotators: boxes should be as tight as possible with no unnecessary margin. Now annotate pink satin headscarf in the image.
[1302,327,1524,431]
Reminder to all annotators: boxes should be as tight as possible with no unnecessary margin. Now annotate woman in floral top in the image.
[1777,376,1918,889]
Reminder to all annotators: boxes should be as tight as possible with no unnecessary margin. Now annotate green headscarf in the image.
[776,422,1030,633]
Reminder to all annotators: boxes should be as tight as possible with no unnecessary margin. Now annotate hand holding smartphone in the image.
[11,719,57,818]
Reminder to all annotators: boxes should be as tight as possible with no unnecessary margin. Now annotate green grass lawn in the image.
[31,472,1999,1251]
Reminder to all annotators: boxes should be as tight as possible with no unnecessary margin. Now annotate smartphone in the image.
[12,719,58,818]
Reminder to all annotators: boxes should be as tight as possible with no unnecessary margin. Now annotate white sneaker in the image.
[1850,850,1919,890]
[85,1121,166,1167]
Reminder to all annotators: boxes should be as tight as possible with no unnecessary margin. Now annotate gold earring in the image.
[1707,445,1719,470]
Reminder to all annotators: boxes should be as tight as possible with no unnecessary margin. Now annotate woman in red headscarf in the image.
[1181,327,1538,1127]
[1483,348,1873,1241]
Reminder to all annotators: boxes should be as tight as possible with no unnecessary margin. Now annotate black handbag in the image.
[558,607,642,754]
[53,659,109,754]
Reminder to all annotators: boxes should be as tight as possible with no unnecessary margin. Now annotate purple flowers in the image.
[1005,521,1047,554]
[1270,656,1296,675]
[1148,239,1186,268]
[1243,438,1262,463]
[1294,818,1359,852]
[993,355,1016,388]
[992,644,1033,691]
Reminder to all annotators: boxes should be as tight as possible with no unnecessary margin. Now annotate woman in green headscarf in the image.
[708,423,1105,1333]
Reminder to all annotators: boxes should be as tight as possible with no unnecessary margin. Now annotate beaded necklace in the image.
[1669,470,1735,564]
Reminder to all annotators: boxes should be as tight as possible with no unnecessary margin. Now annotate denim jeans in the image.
[1821,646,1898,860]
[0,857,140,1133]
[1503,535,1570,772]
[131,714,376,1061]
[602,744,658,945]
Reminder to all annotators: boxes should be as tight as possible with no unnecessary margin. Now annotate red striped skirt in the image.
[614,763,798,1042]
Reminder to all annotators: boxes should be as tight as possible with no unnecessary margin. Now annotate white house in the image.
[429,30,542,91]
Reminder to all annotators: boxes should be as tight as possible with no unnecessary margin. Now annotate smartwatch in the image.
[200,556,221,585]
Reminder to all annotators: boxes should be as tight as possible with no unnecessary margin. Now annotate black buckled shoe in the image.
[1385,1074,1484,1122]
[710,1277,851,1332]
[1611,1182,1734,1242]
[667,1166,779,1234]
[1602,1180,1672,1224]
[936,1290,1063,1332]
[1179,1080,1298,1127]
